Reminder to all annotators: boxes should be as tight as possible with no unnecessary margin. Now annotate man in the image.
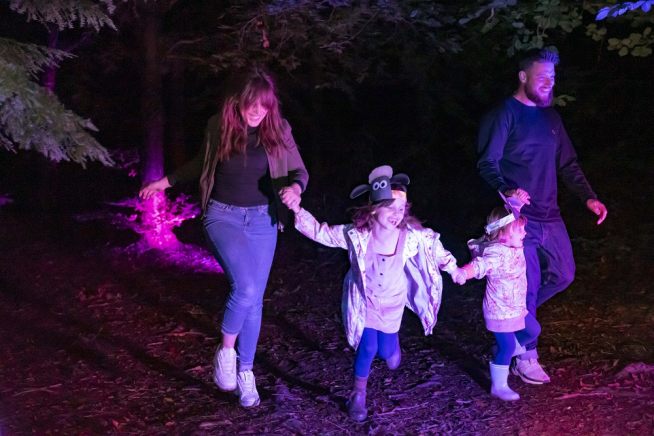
[477,48,608,384]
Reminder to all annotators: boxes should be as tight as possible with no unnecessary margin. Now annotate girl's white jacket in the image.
[294,208,459,349]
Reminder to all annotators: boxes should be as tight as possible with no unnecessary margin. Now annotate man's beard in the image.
[525,86,554,107]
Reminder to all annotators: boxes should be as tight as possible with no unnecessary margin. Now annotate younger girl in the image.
[283,165,465,421]
[459,205,541,401]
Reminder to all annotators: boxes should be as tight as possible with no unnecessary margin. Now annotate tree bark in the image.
[140,1,165,183]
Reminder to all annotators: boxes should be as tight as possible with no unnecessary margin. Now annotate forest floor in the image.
[0,200,652,436]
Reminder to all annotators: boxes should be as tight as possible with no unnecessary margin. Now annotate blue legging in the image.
[493,313,541,365]
[354,328,400,377]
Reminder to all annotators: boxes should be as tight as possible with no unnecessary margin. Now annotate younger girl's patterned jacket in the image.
[294,208,459,349]
[467,237,528,332]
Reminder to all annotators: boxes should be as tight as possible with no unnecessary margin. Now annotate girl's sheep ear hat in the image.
[349,165,410,203]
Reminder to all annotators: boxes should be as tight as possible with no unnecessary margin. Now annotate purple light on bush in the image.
[84,193,222,273]
[140,192,186,249]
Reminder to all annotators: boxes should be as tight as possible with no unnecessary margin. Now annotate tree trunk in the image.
[167,58,186,168]
[137,1,180,250]
[38,26,60,211]
[41,27,59,92]
[140,1,164,184]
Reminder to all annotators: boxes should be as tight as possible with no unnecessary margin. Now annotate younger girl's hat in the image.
[484,191,525,234]
[349,165,410,203]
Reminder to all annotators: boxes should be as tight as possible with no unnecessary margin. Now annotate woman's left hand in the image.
[280,183,302,213]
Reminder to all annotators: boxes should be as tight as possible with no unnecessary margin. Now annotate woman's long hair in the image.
[351,199,423,232]
[217,66,287,161]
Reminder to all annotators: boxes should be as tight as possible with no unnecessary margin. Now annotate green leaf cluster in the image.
[0,0,116,166]
[168,1,468,92]
[461,1,653,58]
[607,27,653,55]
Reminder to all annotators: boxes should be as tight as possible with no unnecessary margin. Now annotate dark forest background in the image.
[1,1,652,252]
[1,2,653,432]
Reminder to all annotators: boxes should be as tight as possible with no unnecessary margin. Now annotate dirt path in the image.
[0,210,652,435]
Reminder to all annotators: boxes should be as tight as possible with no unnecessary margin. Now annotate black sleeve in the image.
[477,105,514,194]
[556,118,597,202]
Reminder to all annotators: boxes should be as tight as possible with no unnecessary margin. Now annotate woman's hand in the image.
[139,177,171,200]
[279,183,301,213]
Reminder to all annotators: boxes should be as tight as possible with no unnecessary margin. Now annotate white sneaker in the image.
[236,370,260,407]
[213,346,237,391]
[511,358,551,384]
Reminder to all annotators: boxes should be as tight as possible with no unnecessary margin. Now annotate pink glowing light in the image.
[77,193,222,273]
[0,194,13,207]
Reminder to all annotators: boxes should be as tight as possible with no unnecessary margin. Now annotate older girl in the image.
[140,66,308,408]
[283,165,464,421]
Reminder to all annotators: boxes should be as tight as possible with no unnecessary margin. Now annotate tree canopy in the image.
[0,0,116,166]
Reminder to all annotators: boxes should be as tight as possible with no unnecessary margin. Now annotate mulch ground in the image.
[0,193,652,435]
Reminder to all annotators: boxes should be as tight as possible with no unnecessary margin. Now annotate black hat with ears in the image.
[349,165,410,203]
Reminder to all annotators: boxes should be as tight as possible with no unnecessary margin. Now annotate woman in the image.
[140,66,308,408]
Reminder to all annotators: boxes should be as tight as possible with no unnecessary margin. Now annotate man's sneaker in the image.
[511,358,551,384]
[236,370,260,407]
[213,346,237,391]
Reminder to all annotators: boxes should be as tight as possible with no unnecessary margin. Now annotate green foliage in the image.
[0,0,116,166]
[461,1,653,58]
[0,37,71,76]
[606,28,653,55]
[0,61,112,166]
[553,93,576,106]
[8,0,117,31]
[460,0,583,55]
[169,1,468,92]
[590,1,654,57]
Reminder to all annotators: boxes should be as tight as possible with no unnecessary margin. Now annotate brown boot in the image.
[346,376,368,422]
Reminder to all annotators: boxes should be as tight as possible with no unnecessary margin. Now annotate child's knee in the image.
[360,341,378,359]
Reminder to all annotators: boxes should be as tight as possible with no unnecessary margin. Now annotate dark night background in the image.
[0,1,653,434]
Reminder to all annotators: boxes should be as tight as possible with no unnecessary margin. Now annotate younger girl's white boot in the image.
[489,362,520,401]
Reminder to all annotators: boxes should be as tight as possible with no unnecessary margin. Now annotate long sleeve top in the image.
[294,208,459,348]
[468,237,528,332]
[168,114,308,228]
[477,97,596,222]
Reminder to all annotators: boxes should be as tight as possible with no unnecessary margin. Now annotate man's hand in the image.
[505,188,531,205]
[586,199,607,225]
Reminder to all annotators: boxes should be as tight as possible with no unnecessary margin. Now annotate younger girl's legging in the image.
[492,313,541,365]
[354,328,400,377]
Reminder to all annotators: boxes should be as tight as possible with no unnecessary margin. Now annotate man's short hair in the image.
[518,48,560,71]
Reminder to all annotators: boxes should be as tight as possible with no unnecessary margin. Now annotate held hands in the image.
[279,183,302,213]
[586,199,608,225]
[505,188,531,205]
[139,177,171,200]
[451,267,467,285]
